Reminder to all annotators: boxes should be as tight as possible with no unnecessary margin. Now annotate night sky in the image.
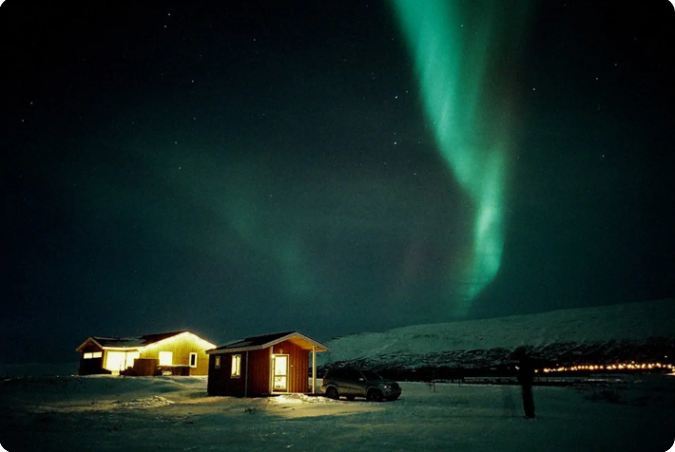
[2,1,674,364]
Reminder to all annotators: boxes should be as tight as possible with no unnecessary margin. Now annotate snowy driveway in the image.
[1,375,673,451]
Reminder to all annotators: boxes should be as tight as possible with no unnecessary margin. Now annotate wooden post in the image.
[311,346,316,394]
[269,347,273,394]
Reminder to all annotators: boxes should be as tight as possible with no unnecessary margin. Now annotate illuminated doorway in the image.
[272,354,288,392]
[104,350,139,373]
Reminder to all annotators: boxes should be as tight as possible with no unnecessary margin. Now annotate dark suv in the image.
[321,367,401,401]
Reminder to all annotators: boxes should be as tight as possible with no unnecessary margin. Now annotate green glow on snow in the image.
[394,0,528,314]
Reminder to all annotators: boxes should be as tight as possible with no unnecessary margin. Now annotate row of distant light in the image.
[539,362,675,374]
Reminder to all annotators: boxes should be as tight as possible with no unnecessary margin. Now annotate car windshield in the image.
[361,370,382,380]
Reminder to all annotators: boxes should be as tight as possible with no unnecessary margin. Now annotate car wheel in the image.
[346,395,355,401]
[367,389,383,402]
[325,387,339,400]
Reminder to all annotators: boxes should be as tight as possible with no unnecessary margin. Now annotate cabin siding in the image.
[78,341,107,375]
[247,349,271,395]
[208,341,310,396]
[139,334,210,375]
[206,332,326,397]
[271,340,309,393]
[207,352,248,396]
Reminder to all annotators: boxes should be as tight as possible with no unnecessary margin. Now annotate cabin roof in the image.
[76,330,215,352]
[208,331,328,354]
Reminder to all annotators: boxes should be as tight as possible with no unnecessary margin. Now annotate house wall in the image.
[207,340,310,397]
[247,349,271,394]
[271,340,309,394]
[207,352,248,396]
[207,349,270,396]
[139,334,210,375]
[78,341,106,375]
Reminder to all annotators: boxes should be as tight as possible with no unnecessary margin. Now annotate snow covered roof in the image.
[208,331,328,354]
[75,330,213,352]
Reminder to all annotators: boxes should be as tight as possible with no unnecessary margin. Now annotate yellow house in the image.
[76,330,216,376]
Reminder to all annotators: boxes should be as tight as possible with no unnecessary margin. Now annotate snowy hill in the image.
[321,299,675,371]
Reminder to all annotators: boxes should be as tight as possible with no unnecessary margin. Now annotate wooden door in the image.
[272,354,289,392]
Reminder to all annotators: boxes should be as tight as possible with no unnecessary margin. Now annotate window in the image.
[214,356,221,369]
[105,351,127,371]
[159,351,173,366]
[189,352,198,368]
[83,351,102,359]
[231,354,241,378]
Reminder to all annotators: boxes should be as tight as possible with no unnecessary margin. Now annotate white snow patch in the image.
[113,395,174,409]
[269,394,336,405]
[1,375,673,451]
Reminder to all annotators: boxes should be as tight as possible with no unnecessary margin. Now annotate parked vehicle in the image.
[321,367,401,401]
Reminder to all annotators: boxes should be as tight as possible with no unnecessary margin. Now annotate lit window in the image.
[189,352,198,368]
[83,352,93,359]
[159,351,173,366]
[92,351,102,358]
[214,356,221,369]
[105,351,127,371]
[231,354,241,377]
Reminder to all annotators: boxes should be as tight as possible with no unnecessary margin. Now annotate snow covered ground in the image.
[1,375,673,451]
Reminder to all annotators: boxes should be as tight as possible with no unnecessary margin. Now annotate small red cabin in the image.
[206,331,328,397]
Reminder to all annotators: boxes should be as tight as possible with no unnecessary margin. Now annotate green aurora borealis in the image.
[394,0,531,313]
[3,1,674,362]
